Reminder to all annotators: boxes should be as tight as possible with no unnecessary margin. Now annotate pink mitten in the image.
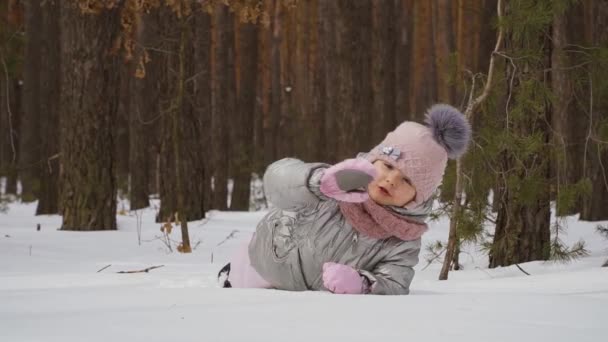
[320,158,377,203]
[322,262,369,295]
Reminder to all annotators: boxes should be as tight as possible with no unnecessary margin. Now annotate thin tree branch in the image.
[515,263,530,275]
[117,265,164,273]
[439,0,504,281]
[96,264,112,273]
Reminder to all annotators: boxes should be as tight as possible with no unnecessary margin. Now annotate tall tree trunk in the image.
[409,0,436,119]
[371,0,397,146]
[36,0,60,215]
[115,64,130,200]
[20,0,42,202]
[333,0,373,159]
[193,10,212,214]
[157,8,206,222]
[210,4,234,210]
[128,15,150,211]
[431,0,455,104]
[59,2,121,231]
[551,5,585,216]
[172,9,192,253]
[319,0,338,163]
[1,80,20,195]
[277,2,294,159]
[230,21,258,211]
[394,0,413,123]
[308,0,325,162]
[350,0,373,154]
[489,4,552,266]
[580,0,608,221]
[259,0,277,168]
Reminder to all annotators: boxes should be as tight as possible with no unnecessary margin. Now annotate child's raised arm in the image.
[263,158,329,211]
[263,157,377,211]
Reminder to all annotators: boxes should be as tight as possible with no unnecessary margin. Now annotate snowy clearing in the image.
[1,201,606,342]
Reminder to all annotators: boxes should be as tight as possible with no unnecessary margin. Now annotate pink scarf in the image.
[339,199,428,241]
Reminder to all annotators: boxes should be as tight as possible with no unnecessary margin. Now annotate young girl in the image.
[219,104,471,295]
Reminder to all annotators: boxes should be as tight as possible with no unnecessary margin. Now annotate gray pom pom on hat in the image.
[424,104,472,159]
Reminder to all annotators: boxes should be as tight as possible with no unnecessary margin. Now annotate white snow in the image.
[0,200,606,342]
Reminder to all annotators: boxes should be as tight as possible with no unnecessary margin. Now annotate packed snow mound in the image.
[0,201,606,342]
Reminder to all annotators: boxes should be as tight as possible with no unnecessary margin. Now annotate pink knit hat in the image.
[366,104,471,209]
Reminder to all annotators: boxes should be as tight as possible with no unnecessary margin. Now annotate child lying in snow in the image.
[219,104,471,295]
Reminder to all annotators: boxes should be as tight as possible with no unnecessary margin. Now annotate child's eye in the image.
[383,162,393,170]
[402,177,411,185]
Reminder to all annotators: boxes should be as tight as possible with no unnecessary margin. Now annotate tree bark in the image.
[394,0,413,123]
[128,14,151,211]
[210,4,234,210]
[409,0,436,119]
[580,0,608,221]
[193,10,212,214]
[489,13,552,266]
[20,0,42,202]
[35,0,60,215]
[59,2,121,231]
[319,0,338,163]
[551,6,584,216]
[230,21,258,211]
[371,0,397,146]
[431,0,455,104]
[157,8,206,222]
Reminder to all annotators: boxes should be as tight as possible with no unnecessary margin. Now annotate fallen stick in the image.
[116,265,164,274]
[515,264,530,276]
[96,264,112,273]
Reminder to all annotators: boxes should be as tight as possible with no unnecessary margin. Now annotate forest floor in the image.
[1,200,606,342]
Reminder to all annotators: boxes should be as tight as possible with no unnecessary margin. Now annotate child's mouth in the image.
[379,186,391,197]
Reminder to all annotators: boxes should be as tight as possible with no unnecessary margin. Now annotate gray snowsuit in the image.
[248,158,423,295]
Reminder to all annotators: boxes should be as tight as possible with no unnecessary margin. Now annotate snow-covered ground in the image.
[1,200,606,342]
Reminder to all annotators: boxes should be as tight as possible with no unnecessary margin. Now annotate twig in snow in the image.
[210,230,240,263]
[117,265,164,274]
[97,264,112,273]
[215,230,239,248]
[515,264,530,276]
[602,258,607,267]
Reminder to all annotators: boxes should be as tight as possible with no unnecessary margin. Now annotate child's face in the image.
[368,160,416,207]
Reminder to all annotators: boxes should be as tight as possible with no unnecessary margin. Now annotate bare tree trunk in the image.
[210,4,234,210]
[394,0,413,123]
[0,79,20,195]
[36,0,60,215]
[371,0,397,146]
[308,0,325,162]
[156,8,177,223]
[319,0,338,163]
[128,13,151,211]
[20,0,42,202]
[172,10,191,253]
[59,2,121,231]
[409,0,435,119]
[0,0,22,195]
[431,0,455,104]
[193,11,212,214]
[230,21,258,211]
[156,8,206,222]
